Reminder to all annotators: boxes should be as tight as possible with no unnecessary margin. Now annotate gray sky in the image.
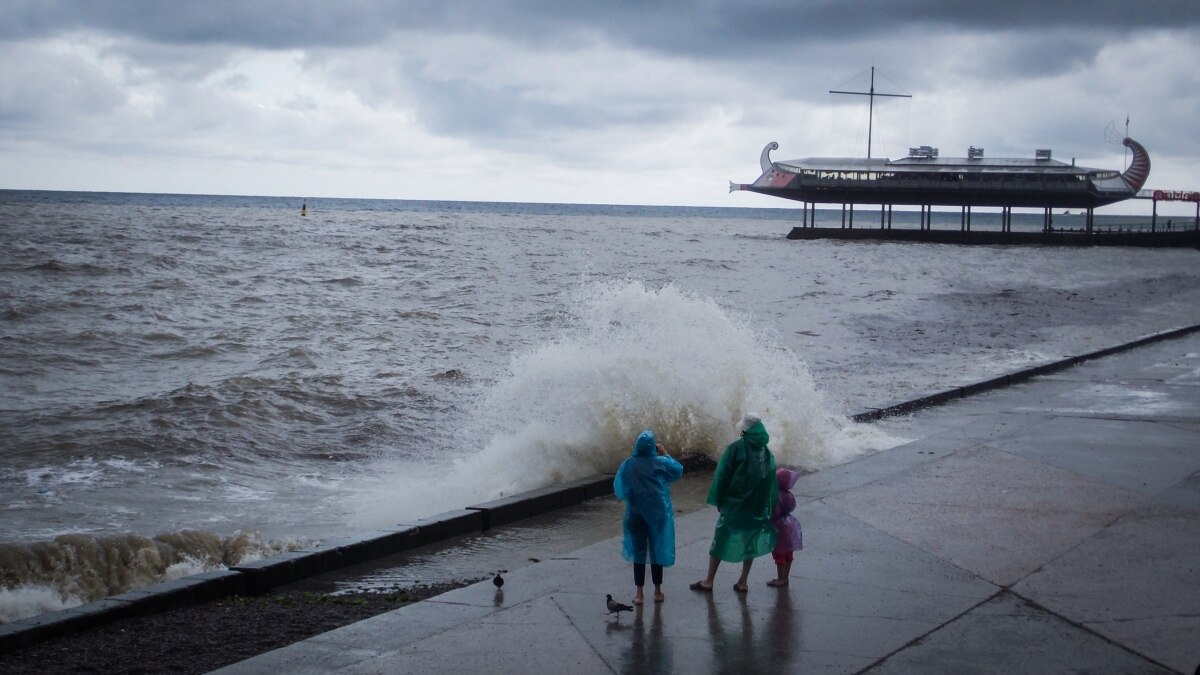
[2,0,1198,212]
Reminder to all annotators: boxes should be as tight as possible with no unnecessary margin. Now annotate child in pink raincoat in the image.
[767,467,803,587]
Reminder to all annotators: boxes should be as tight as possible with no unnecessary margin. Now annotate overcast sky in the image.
[2,1,1198,212]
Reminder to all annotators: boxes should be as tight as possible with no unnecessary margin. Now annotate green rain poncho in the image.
[706,420,778,562]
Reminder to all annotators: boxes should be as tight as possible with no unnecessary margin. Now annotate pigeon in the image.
[605,594,633,621]
[493,571,505,589]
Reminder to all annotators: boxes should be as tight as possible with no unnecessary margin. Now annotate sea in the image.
[2,189,1199,621]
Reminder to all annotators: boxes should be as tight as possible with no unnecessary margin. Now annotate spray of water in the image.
[353,280,895,527]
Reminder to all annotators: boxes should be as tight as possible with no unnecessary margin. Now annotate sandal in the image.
[689,581,713,592]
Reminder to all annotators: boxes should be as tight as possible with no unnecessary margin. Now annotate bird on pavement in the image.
[605,594,633,621]
[493,571,505,589]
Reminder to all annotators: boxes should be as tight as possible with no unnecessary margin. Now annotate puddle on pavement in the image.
[294,472,715,595]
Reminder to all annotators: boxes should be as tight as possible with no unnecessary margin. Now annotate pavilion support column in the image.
[841,203,846,229]
[880,204,886,230]
[849,203,855,229]
[960,206,966,232]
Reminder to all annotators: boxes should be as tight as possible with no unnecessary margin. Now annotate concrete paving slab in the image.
[823,446,1147,586]
[789,415,1044,504]
[1013,502,1200,674]
[424,557,627,609]
[867,592,1175,675]
[646,498,996,666]
[563,589,876,673]
[994,415,1200,498]
[358,596,611,675]
[1026,381,1200,420]
[864,401,1060,458]
[1154,470,1200,512]
[1047,341,1200,385]
[784,504,996,604]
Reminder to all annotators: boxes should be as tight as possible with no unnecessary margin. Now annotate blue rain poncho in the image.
[614,429,684,566]
[706,419,778,562]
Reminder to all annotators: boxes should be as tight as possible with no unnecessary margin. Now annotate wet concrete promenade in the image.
[216,333,1200,674]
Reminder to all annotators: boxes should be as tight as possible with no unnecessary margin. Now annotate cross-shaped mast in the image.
[829,67,912,159]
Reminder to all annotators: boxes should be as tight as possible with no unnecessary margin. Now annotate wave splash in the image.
[0,529,296,623]
[354,280,896,526]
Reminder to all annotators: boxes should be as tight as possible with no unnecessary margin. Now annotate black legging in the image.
[634,563,663,587]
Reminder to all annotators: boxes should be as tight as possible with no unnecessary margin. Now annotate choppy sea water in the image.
[2,189,1198,620]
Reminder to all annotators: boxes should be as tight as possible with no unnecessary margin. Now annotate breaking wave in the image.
[0,529,300,623]
[352,279,897,527]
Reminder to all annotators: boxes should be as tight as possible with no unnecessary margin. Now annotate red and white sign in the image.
[1152,190,1200,202]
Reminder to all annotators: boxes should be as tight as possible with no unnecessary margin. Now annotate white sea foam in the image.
[351,279,899,526]
[0,585,82,624]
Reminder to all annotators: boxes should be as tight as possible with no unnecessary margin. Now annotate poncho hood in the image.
[741,420,769,449]
[632,429,657,457]
[776,467,800,491]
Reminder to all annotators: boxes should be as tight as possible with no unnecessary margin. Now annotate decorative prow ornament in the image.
[1120,137,1150,192]
[760,142,779,173]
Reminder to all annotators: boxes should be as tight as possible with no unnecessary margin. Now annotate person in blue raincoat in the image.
[614,429,684,604]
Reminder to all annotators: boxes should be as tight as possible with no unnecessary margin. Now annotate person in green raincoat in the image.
[690,413,778,593]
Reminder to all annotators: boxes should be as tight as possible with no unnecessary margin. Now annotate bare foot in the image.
[654,591,665,603]
[733,582,749,593]
[766,578,788,587]
[633,595,644,605]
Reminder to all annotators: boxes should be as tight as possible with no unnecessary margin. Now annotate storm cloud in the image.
[1,0,1197,207]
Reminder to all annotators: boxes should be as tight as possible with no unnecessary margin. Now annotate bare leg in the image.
[768,559,791,587]
[692,555,721,590]
[734,560,752,591]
